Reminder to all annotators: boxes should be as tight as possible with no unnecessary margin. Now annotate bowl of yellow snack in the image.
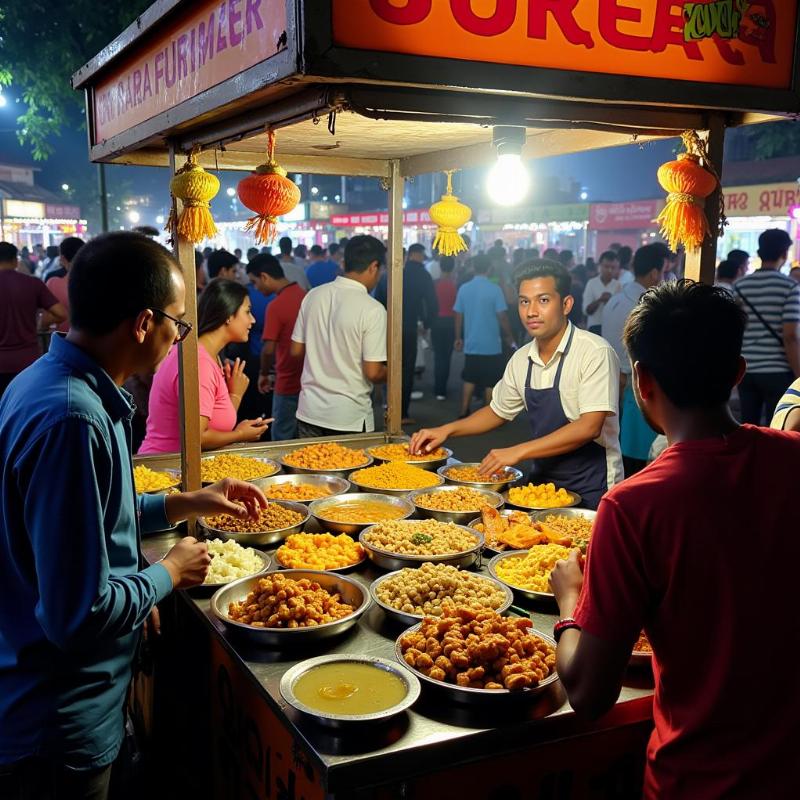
[408,485,504,525]
[254,473,350,504]
[308,493,414,535]
[503,482,580,511]
[488,545,572,603]
[133,464,181,494]
[200,453,280,485]
[198,500,309,546]
[349,461,444,497]
[367,442,452,472]
[438,462,523,493]
[275,532,366,572]
[279,442,372,475]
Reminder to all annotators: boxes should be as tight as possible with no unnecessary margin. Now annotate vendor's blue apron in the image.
[524,327,608,510]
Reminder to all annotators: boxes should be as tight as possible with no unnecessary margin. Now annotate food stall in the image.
[73,1,800,796]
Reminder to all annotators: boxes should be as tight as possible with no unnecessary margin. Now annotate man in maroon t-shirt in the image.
[247,254,305,441]
[0,242,67,397]
[550,281,800,799]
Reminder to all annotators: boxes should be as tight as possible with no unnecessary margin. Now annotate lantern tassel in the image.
[656,191,709,252]
[243,213,279,245]
[167,150,220,245]
[432,227,468,257]
[177,199,218,242]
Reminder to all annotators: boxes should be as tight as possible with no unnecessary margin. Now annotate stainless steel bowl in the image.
[253,473,351,504]
[280,654,420,729]
[308,493,414,535]
[530,507,597,524]
[502,487,581,511]
[190,549,272,594]
[200,455,281,486]
[210,570,371,646]
[348,470,445,497]
[395,622,559,706]
[359,522,484,571]
[197,499,309,547]
[466,509,536,556]
[278,450,373,476]
[409,485,504,525]
[367,445,453,472]
[370,568,513,627]
[137,467,182,495]
[274,535,368,573]
[438,463,523,493]
[487,550,557,603]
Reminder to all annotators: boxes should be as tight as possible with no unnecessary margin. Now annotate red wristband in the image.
[553,617,581,643]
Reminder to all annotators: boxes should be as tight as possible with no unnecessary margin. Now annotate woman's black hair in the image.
[197,278,249,336]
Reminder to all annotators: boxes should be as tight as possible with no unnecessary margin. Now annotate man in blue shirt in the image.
[0,232,266,798]
[306,244,340,288]
[453,254,514,417]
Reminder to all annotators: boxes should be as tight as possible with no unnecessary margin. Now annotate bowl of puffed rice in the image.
[359,519,484,571]
[198,500,309,546]
[188,539,272,594]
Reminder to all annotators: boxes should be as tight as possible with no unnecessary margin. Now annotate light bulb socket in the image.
[492,126,526,157]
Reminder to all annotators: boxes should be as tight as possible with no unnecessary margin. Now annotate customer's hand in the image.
[161,536,212,589]
[409,425,449,455]
[235,417,272,442]
[257,373,274,394]
[454,338,464,352]
[224,358,250,397]
[184,477,268,520]
[549,549,584,616]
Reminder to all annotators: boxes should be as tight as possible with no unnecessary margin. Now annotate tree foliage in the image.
[0,0,151,159]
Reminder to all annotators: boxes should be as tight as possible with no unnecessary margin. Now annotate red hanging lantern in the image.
[237,131,300,244]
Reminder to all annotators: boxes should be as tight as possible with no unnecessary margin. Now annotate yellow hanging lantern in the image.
[655,131,719,252]
[429,170,471,256]
[165,150,220,244]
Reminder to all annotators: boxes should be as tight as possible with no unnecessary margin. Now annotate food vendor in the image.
[411,260,622,509]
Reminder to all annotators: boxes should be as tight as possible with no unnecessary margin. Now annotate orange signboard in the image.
[93,0,287,144]
[332,0,795,91]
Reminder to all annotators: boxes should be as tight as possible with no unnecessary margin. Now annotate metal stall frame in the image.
[72,0,799,493]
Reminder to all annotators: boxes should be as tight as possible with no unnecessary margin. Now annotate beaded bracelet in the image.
[553,617,581,643]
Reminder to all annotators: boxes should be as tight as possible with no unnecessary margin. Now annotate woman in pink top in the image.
[139,279,271,453]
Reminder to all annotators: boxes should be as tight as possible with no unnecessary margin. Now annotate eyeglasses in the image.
[151,308,193,342]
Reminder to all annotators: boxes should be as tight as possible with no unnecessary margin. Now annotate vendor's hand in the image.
[257,373,274,394]
[235,417,273,442]
[186,477,268,521]
[161,536,211,590]
[549,548,584,616]
[454,338,464,352]
[224,358,249,397]
[479,444,524,476]
[409,425,449,455]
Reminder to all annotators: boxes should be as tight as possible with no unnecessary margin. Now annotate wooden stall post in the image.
[386,159,405,436]
[684,114,726,285]
[167,144,203,512]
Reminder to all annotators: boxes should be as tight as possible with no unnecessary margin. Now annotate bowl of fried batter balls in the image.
[211,570,371,645]
[396,607,558,704]
[198,499,309,546]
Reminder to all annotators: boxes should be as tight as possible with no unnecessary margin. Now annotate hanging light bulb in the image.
[486,126,530,207]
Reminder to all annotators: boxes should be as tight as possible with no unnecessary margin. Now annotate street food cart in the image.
[73,2,800,797]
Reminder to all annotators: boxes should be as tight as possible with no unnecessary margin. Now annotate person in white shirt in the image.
[617,245,634,286]
[411,259,622,509]
[601,243,666,475]
[277,236,311,291]
[290,235,387,437]
[714,258,745,294]
[582,250,621,335]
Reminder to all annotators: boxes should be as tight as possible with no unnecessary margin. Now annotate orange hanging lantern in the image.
[165,150,220,244]
[655,132,719,252]
[237,130,300,244]
[429,170,472,256]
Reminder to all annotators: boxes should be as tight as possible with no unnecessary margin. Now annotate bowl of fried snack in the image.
[630,631,654,666]
[530,509,596,552]
[280,443,372,475]
[468,508,539,555]
[488,545,573,602]
[198,499,309,546]
[349,462,444,497]
[211,570,371,645]
[503,482,580,511]
[371,562,512,626]
[367,442,452,472]
[254,473,350,504]
[275,533,366,572]
[359,519,483,571]
[200,453,280,485]
[396,606,558,705]
[133,464,181,494]
[438,463,523,493]
[409,485,504,524]
[308,493,414,535]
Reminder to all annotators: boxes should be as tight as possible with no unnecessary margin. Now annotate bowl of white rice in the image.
[189,539,271,593]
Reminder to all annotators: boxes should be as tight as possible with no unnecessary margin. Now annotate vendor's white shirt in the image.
[601,281,646,375]
[490,323,623,491]
[292,276,387,431]
[620,269,635,286]
[582,276,621,329]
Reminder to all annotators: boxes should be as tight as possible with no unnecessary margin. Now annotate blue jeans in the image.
[270,393,299,441]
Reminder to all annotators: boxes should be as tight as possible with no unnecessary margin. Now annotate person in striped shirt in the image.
[734,229,800,425]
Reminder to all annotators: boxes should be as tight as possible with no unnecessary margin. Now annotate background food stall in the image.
[73,1,800,797]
